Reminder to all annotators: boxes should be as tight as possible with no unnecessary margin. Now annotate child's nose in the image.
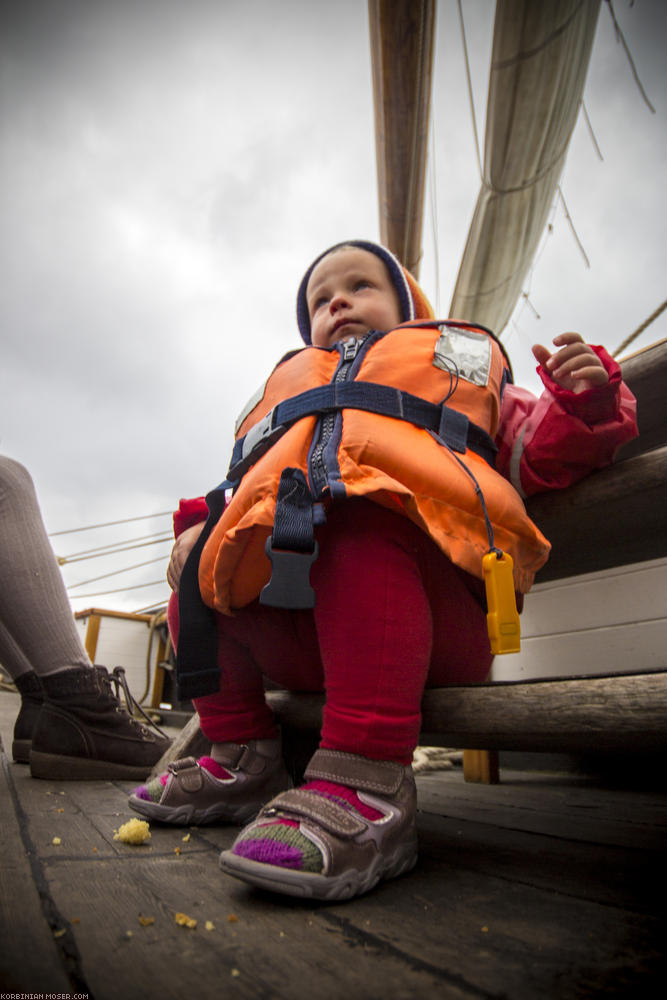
[329,292,349,312]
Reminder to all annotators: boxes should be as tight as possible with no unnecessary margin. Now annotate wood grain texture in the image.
[265,672,667,753]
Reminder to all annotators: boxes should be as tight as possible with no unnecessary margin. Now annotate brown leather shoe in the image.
[29,666,171,780]
[11,670,44,764]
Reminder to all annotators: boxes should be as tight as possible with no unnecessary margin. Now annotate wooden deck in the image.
[1,687,664,999]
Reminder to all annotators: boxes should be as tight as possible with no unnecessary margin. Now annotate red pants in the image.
[168,500,492,765]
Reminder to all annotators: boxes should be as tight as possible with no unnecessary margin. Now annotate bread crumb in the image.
[175,912,197,929]
[182,833,191,842]
[53,928,66,938]
[227,913,239,923]
[52,837,62,846]
[138,915,155,927]
[113,819,151,845]
[231,969,240,977]
[205,921,215,931]
[174,846,181,855]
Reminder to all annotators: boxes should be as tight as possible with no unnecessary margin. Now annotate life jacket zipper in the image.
[309,336,364,497]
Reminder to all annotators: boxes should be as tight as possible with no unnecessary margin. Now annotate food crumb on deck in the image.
[113,818,151,844]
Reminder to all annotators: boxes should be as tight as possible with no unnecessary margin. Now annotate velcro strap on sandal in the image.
[262,788,366,837]
[168,757,204,792]
[304,749,405,796]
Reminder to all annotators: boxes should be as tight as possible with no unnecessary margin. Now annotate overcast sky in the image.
[1,0,665,614]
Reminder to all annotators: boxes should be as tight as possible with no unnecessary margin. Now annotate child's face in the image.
[306,247,402,348]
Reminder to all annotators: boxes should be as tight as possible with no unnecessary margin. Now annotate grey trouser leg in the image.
[0,456,91,678]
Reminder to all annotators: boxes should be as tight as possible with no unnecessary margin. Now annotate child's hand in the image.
[167,521,205,592]
[532,332,609,394]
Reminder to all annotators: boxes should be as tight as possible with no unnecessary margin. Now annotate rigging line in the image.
[49,510,172,537]
[69,580,167,599]
[133,600,169,614]
[581,101,604,161]
[604,0,656,114]
[56,532,173,563]
[428,103,441,316]
[457,0,482,179]
[66,554,169,590]
[557,186,590,269]
[612,299,667,358]
[58,537,173,566]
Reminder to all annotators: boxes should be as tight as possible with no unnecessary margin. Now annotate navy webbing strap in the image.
[259,468,318,609]
[175,483,230,700]
[228,381,497,483]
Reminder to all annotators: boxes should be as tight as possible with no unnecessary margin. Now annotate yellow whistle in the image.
[482,550,521,655]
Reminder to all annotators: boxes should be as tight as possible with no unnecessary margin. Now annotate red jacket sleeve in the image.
[173,496,209,537]
[495,345,638,497]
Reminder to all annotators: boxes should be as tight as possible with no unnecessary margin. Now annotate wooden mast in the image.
[368,0,436,278]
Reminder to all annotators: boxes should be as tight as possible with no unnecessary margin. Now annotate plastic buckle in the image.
[259,538,319,609]
[242,409,278,459]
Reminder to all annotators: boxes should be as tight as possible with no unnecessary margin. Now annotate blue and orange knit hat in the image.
[296,239,434,345]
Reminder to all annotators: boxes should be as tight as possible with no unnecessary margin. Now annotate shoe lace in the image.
[109,666,169,740]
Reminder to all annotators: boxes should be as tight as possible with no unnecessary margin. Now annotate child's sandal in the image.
[128,739,289,826]
[219,748,418,900]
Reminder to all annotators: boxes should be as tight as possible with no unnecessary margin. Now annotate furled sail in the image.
[449,0,601,333]
[368,0,436,278]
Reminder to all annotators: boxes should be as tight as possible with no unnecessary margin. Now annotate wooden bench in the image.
[155,340,667,782]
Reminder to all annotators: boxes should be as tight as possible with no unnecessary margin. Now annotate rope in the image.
[604,0,656,114]
[557,185,590,269]
[457,0,482,179]
[57,534,173,565]
[49,510,172,537]
[68,580,168,599]
[66,554,169,590]
[612,300,667,358]
[428,101,441,315]
[581,101,604,161]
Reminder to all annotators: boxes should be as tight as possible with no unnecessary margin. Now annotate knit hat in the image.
[296,239,434,345]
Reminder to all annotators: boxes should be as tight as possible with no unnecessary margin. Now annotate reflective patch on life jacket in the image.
[235,380,269,435]
[434,326,491,387]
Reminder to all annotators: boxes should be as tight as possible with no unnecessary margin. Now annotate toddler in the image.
[130,240,637,900]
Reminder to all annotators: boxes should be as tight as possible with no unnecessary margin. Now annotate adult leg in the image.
[0,457,171,774]
[0,456,90,678]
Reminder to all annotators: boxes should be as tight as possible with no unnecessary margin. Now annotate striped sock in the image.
[132,756,231,803]
[231,779,384,872]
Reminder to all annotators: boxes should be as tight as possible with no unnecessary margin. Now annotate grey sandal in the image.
[219,749,418,900]
[129,739,289,826]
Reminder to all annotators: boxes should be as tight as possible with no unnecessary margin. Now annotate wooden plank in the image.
[416,771,667,851]
[517,557,667,637]
[528,446,667,579]
[320,838,662,1000]
[419,672,667,752]
[462,749,499,784]
[416,807,662,911]
[0,748,84,992]
[266,672,667,753]
[616,338,667,459]
[492,618,667,680]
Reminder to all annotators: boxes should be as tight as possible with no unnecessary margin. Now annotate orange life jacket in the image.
[198,322,551,614]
